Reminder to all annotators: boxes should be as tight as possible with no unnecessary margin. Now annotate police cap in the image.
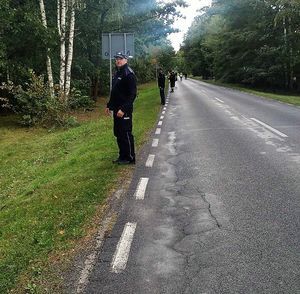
[114,52,128,59]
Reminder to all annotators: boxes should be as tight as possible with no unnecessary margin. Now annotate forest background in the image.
[183,0,300,92]
[0,0,184,126]
[1,0,300,127]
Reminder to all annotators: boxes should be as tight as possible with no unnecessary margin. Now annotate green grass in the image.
[192,77,300,106]
[0,82,161,293]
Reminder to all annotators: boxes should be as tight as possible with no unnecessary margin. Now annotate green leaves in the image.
[182,0,300,90]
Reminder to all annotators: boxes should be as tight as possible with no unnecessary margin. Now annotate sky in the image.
[167,0,212,51]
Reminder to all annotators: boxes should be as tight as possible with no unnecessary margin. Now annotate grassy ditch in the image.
[0,82,160,293]
[192,77,300,106]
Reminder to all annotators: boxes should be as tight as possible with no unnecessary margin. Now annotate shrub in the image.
[68,89,93,110]
[0,72,93,127]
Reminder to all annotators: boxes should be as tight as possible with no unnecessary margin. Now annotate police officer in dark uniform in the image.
[169,71,176,92]
[157,68,165,105]
[105,52,137,165]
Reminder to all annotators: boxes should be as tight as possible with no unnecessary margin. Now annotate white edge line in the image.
[134,177,149,200]
[152,139,159,147]
[76,214,114,293]
[250,118,288,138]
[111,222,137,273]
[145,154,155,167]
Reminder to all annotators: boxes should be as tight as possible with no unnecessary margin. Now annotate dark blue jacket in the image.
[158,73,165,88]
[107,64,137,114]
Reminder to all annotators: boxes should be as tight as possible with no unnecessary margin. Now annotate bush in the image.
[68,89,93,110]
[0,72,93,127]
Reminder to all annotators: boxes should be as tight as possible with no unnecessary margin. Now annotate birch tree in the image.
[58,0,67,94]
[57,0,77,98]
[65,0,75,96]
[39,0,54,95]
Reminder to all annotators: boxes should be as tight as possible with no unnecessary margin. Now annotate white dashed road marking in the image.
[158,121,163,126]
[145,154,155,167]
[111,222,137,273]
[155,128,161,135]
[134,177,149,200]
[160,116,164,120]
[162,111,166,114]
[215,98,224,103]
[251,118,288,138]
[152,139,159,147]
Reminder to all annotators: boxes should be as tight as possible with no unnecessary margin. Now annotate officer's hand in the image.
[117,110,124,118]
[105,108,111,116]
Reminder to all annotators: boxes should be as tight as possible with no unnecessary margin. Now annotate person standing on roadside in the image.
[105,52,137,165]
[169,70,176,92]
[157,68,166,105]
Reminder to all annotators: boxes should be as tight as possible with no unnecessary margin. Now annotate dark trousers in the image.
[159,87,165,105]
[113,114,135,161]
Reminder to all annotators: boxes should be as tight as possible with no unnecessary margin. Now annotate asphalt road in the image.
[82,79,300,293]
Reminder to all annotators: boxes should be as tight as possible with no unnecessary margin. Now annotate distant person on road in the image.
[180,73,183,81]
[184,73,187,80]
[169,71,176,92]
[105,52,137,165]
[157,68,166,105]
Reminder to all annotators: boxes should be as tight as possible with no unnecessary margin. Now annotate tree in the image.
[38,0,54,95]
[182,0,300,91]
[1,0,189,111]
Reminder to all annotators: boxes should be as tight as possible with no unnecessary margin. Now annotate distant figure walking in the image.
[184,73,187,80]
[169,71,176,92]
[180,73,183,81]
[157,68,166,105]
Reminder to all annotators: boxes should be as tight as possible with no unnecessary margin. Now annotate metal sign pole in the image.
[109,33,112,93]
[124,33,127,56]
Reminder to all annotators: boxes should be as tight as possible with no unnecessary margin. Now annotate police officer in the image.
[157,68,165,105]
[105,52,137,165]
[169,71,176,92]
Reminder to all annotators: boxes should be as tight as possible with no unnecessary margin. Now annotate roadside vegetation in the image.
[181,1,300,93]
[0,82,160,293]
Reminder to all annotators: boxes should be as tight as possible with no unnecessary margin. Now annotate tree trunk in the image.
[59,0,67,93]
[288,17,294,90]
[283,16,289,89]
[39,0,54,96]
[65,0,75,97]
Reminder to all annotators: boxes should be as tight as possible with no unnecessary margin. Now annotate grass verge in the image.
[0,82,160,293]
[192,77,300,106]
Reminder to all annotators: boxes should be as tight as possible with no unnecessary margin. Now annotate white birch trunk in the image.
[57,0,61,36]
[65,0,75,97]
[59,0,67,93]
[39,0,54,95]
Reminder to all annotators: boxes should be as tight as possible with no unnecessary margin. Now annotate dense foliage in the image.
[182,0,300,91]
[0,0,183,123]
